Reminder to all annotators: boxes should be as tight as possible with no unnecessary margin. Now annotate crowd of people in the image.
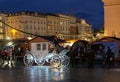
[67,41,116,68]
[0,47,15,68]
[0,46,24,68]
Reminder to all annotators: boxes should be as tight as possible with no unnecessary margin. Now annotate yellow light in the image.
[0,22,2,26]
[66,39,78,43]
[11,29,17,38]
[11,29,17,33]
[27,37,32,40]
[64,39,78,47]
[6,37,11,40]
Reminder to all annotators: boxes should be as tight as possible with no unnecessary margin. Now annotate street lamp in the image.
[10,29,17,39]
[27,37,32,40]
[6,36,11,40]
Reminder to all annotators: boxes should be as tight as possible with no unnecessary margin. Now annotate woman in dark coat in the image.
[105,46,114,68]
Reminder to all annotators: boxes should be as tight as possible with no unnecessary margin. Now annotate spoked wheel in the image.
[35,58,45,66]
[61,55,70,67]
[50,55,61,68]
[23,53,34,66]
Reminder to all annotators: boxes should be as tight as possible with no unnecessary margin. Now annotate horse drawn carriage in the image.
[23,41,70,68]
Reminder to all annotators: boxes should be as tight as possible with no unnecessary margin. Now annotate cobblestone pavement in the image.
[0,61,120,82]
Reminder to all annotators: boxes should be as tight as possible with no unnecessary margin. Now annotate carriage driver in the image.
[53,36,64,53]
[53,36,59,47]
[53,36,60,52]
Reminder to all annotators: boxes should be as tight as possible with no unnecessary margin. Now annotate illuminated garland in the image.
[0,20,41,37]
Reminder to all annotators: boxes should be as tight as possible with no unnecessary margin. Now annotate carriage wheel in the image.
[35,58,45,66]
[23,53,34,66]
[61,55,70,67]
[50,55,61,68]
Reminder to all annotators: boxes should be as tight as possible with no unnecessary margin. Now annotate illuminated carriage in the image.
[23,42,70,68]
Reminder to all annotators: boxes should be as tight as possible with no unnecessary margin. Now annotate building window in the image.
[26,25,28,29]
[19,26,21,29]
[34,26,36,30]
[42,43,46,50]
[30,26,32,29]
[41,27,43,30]
[0,29,2,32]
[36,44,41,50]
[26,20,28,23]
[38,26,40,30]
[38,21,39,24]
[34,21,35,24]
[30,21,32,23]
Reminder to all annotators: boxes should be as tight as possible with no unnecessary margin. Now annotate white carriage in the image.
[23,42,70,68]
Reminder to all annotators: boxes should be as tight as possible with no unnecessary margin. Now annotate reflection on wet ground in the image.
[0,63,120,82]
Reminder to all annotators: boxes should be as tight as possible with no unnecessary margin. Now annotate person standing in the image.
[53,36,59,47]
[99,45,106,66]
[105,46,114,68]
[86,46,95,68]
[8,47,15,68]
[2,48,9,68]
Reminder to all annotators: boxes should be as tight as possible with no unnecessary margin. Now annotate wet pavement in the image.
[0,61,120,82]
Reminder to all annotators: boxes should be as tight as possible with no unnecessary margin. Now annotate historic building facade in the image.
[46,13,60,36]
[5,12,47,39]
[0,11,92,40]
[102,0,120,38]
[0,13,6,40]
[57,14,71,39]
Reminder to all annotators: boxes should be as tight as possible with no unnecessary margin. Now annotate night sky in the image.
[0,0,104,29]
